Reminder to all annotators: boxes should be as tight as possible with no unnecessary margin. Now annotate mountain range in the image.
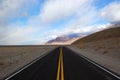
[46,33,86,45]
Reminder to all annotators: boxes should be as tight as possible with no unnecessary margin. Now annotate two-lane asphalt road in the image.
[5,47,120,80]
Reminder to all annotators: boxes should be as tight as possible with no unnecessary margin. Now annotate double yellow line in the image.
[56,47,64,80]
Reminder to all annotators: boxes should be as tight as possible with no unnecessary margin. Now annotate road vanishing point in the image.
[5,46,120,80]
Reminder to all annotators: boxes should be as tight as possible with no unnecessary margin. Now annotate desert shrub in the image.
[79,41,84,48]
[103,50,109,54]
[0,61,4,65]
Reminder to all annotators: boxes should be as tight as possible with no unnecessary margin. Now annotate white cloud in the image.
[0,16,46,45]
[39,0,103,35]
[39,22,110,44]
[40,0,92,24]
[0,26,38,45]
[0,0,38,26]
[0,0,44,45]
[0,0,112,45]
[101,1,120,23]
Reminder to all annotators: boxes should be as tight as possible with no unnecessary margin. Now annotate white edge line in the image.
[67,47,120,79]
[79,54,120,79]
[5,47,57,80]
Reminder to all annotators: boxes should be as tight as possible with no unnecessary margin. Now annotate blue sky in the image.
[0,0,120,45]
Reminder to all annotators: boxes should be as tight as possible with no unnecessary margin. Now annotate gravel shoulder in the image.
[0,45,57,79]
[69,38,120,75]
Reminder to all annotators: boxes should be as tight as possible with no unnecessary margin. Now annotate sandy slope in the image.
[71,27,120,75]
[0,46,57,79]
[72,26,120,44]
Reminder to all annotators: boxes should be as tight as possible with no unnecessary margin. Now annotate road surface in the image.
[5,47,120,80]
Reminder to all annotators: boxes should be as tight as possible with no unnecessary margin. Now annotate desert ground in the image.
[71,27,120,75]
[0,27,120,79]
[0,46,57,79]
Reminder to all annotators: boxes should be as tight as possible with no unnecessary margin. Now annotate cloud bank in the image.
[101,1,120,23]
[0,0,118,45]
[0,0,37,26]
[40,0,92,24]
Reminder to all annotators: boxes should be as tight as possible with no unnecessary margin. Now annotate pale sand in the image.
[69,38,120,75]
[0,46,57,79]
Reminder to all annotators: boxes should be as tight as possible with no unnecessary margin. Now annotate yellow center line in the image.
[56,47,64,80]
[61,48,64,80]
[56,50,61,80]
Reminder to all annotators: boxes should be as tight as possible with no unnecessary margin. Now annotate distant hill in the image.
[46,33,85,45]
[71,25,120,75]
[72,26,120,45]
